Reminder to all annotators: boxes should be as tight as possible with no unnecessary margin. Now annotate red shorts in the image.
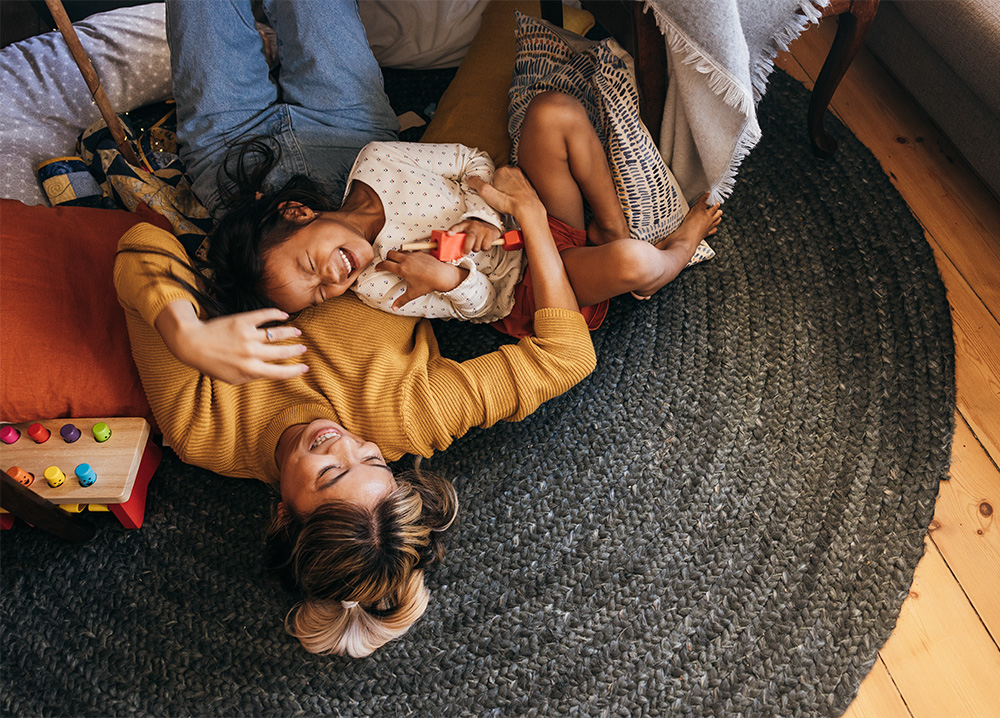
[489,215,610,339]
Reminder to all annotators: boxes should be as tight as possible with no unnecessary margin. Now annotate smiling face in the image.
[275,420,396,517]
[264,210,375,313]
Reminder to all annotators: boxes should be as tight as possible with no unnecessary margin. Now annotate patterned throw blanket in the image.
[37,108,212,259]
[643,0,828,204]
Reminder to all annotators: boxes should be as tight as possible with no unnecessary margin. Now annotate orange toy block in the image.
[429,230,467,262]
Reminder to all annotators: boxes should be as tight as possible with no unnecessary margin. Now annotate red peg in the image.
[27,423,50,443]
[501,230,524,251]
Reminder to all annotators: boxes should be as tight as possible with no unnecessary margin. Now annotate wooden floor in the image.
[774,18,1000,718]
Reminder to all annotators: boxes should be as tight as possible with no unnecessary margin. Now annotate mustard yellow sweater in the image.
[114,223,596,482]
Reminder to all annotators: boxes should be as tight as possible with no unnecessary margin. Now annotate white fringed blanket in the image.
[643,0,828,204]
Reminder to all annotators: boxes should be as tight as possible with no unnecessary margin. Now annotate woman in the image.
[117,166,596,656]
[119,0,594,658]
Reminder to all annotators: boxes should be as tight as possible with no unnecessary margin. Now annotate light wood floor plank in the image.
[931,414,1000,644]
[876,541,1000,718]
[925,234,1000,463]
[840,656,911,718]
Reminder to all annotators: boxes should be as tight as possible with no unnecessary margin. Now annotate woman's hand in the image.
[466,167,546,224]
[376,250,469,309]
[155,300,309,385]
[447,218,501,254]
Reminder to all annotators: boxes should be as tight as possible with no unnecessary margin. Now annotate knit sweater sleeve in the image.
[113,224,279,479]
[417,308,596,451]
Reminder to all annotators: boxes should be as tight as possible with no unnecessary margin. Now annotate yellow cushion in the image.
[420,1,594,165]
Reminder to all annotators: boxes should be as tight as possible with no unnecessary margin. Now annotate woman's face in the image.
[275,419,396,516]
[264,211,374,313]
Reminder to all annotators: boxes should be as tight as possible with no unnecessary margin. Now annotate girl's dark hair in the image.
[263,465,459,657]
[118,136,339,318]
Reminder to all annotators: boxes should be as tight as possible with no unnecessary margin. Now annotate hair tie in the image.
[341,600,359,610]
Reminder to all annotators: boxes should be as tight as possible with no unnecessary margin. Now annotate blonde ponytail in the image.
[286,571,430,657]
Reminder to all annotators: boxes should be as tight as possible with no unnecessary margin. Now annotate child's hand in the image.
[447,218,501,254]
[377,250,470,309]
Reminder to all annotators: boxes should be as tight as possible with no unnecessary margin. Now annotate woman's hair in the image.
[264,463,458,658]
[117,137,339,318]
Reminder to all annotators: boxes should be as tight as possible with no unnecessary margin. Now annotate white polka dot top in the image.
[343,142,524,323]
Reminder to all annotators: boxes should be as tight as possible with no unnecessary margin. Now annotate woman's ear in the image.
[277,201,317,223]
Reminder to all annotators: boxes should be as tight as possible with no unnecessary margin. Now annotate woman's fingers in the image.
[247,360,310,382]
[260,324,302,344]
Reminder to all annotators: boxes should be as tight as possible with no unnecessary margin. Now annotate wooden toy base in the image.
[1,418,161,533]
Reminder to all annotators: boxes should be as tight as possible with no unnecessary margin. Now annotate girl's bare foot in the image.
[652,193,722,251]
[631,193,722,300]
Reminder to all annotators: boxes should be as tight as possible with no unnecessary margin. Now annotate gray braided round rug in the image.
[1,70,954,717]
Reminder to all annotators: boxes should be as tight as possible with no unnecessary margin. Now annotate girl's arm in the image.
[408,168,595,455]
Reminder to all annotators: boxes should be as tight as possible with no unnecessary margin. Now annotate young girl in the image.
[209,92,722,339]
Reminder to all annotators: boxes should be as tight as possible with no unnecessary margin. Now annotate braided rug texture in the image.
[0,71,954,717]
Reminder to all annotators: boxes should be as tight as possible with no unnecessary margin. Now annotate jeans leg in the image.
[263,0,398,134]
[260,0,399,200]
[166,0,280,210]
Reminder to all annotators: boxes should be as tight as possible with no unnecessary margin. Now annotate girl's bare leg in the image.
[516,91,629,245]
[562,194,722,306]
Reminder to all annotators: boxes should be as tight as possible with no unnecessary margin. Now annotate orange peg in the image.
[7,466,34,487]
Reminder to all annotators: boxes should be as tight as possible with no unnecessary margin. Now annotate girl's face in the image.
[276,419,396,517]
[264,211,374,313]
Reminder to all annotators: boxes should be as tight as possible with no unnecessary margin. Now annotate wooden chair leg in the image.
[581,0,667,144]
[809,0,881,158]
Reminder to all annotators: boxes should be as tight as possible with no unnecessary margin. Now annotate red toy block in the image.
[108,439,161,529]
[429,230,467,262]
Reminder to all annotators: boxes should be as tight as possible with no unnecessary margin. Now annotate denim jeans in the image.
[165,0,399,213]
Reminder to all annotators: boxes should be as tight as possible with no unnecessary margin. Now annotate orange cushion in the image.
[0,199,172,423]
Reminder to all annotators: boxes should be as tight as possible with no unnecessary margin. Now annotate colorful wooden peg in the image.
[76,463,97,487]
[44,466,66,488]
[7,466,33,487]
[60,424,81,443]
[0,426,20,444]
[92,422,111,443]
[27,423,50,443]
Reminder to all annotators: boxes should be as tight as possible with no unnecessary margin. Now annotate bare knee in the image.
[523,91,590,135]
[606,240,663,290]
